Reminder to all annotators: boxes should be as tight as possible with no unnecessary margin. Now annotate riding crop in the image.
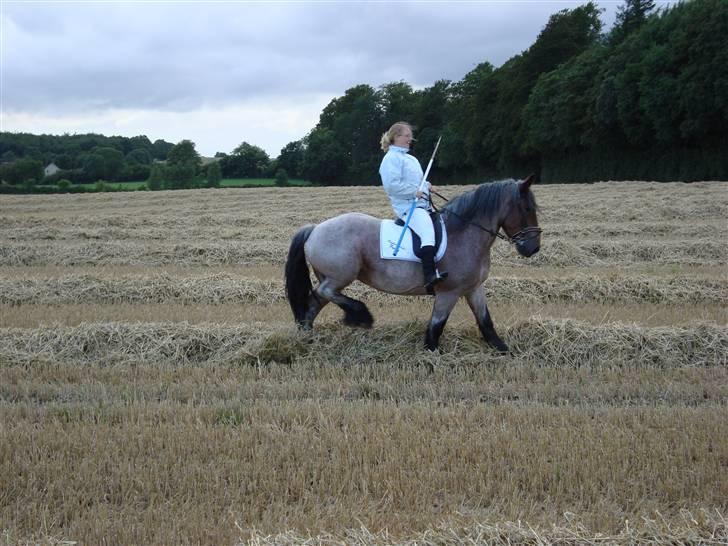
[393,135,442,256]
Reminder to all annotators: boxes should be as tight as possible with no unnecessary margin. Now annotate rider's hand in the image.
[416,181,432,199]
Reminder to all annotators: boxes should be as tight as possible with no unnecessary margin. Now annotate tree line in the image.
[282,0,727,184]
[2,0,726,189]
[0,131,282,191]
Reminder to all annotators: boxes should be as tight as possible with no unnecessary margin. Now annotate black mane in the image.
[442,179,519,233]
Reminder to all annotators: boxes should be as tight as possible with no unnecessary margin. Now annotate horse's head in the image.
[502,174,541,258]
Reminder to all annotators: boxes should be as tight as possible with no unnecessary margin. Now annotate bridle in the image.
[430,189,542,247]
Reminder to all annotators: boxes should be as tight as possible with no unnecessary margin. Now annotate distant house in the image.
[44,162,61,176]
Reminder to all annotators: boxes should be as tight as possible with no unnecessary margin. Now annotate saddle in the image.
[380,211,447,263]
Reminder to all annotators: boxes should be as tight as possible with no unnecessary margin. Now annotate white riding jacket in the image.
[379,145,431,218]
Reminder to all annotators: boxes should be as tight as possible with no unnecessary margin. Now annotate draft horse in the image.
[284,175,541,352]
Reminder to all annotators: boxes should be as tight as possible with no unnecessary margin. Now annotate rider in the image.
[379,121,447,293]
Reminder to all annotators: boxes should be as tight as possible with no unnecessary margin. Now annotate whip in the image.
[393,135,442,256]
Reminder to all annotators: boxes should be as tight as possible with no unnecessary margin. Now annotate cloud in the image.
[1,1,621,156]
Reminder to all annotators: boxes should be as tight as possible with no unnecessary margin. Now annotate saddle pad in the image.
[380,217,447,263]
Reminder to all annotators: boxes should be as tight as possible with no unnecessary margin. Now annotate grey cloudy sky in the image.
[1,1,625,157]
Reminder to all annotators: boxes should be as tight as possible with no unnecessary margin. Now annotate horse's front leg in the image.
[425,290,460,351]
[465,286,508,353]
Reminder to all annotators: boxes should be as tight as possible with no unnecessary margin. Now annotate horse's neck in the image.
[448,213,500,258]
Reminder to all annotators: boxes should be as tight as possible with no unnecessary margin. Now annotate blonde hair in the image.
[380,121,413,152]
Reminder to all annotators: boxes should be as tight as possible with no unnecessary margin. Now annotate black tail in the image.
[285,224,315,324]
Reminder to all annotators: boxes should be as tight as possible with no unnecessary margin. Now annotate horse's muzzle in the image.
[512,227,541,258]
[516,240,540,257]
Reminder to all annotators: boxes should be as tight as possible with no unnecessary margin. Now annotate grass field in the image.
[66,178,313,191]
[0,181,726,545]
[220,178,312,187]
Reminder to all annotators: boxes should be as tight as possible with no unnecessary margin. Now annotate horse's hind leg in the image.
[465,287,508,353]
[301,291,328,329]
[317,278,373,328]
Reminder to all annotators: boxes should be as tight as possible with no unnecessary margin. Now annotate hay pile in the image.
[240,510,727,546]
[509,317,727,368]
[0,241,288,267]
[2,273,724,306]
[0,273,282,305]
[2,318,724,368]
[2,238,725,268]
[0,322,270,366]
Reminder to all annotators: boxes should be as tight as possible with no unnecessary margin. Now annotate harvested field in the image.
[1,181,726,545]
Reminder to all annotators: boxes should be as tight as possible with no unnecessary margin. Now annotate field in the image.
[1,181,726,545]
[51,178,312,191]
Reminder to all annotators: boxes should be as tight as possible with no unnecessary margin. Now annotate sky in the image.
[1,1,628,158]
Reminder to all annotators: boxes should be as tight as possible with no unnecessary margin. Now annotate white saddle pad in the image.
[379,217,447,263]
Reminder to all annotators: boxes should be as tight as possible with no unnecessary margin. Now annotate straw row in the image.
[1,238,726,268]
[2,318,724,368]
[1,273,724,306]
[241,510,728,546]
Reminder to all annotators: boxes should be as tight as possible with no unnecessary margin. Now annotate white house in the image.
[44,162,61,176]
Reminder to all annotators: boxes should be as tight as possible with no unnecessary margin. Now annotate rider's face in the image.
[393,127,413,149]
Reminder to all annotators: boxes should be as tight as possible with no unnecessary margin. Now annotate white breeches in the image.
[401,207,435,247]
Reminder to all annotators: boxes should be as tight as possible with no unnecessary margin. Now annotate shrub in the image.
[275,168,289,187]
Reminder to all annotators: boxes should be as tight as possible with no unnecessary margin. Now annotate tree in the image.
[126,148,152,165]
[167,140,201,169]
[611,0,656,44]
[275,168,289,187]
[277,140,305,179]
[152,139,174,161]
[466,2,604,174]
[221,142,270,178]
[523,45,609,154]
[92,147,124,180]
[1,150,17,164]
[302,128,347,185]
[0,158,43,185]
[164,140,201,189]
[309,84,383,184]
[206,161,222,188]
[146,163,165,191]
[82,153,107,182]
[379,81,416,126]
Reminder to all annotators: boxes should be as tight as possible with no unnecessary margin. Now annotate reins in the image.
[429,190,541,245]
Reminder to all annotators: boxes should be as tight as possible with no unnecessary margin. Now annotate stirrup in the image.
[424,270,448,294]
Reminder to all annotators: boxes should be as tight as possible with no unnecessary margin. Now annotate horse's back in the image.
[305,212,380,279]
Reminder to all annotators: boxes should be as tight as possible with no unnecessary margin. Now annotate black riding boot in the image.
[420,246,448,295]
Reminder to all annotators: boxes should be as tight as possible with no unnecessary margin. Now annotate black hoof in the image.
[343,302,373,328]
[490,339,509,354]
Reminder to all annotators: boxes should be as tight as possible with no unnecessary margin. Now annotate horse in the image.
[284,175,541,352]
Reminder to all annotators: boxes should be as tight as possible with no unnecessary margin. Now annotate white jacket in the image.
[379,145,430,217]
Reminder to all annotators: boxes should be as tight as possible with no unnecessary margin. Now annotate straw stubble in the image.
[1,181,726,544]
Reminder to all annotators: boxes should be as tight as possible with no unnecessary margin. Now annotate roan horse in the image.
[285,175,541,352]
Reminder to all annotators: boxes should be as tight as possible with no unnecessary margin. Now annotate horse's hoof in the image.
[343,316,373,328]
[488,338,509,354]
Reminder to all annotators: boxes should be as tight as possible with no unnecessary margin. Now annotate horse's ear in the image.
[519,173,537,195]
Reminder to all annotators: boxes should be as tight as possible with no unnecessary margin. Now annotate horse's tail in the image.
[285,224,316,325]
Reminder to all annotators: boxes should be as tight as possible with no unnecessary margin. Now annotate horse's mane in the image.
[442,179,520,233]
